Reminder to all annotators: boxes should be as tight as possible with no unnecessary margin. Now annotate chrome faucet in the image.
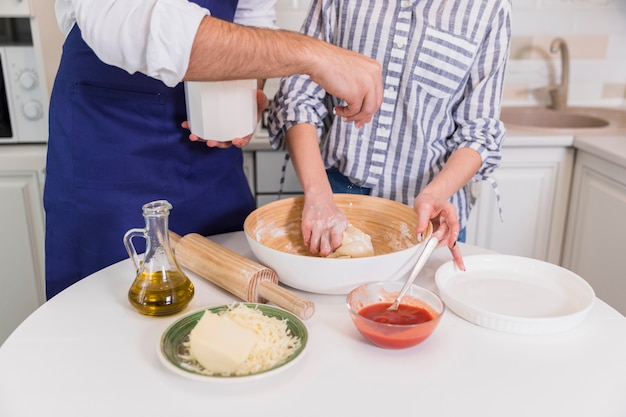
[549,38,569,110]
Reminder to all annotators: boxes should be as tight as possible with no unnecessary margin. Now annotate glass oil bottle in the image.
[124,200,194,316]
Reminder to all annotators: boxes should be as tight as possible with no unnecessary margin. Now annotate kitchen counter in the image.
[574,134,626,168]
[503,130,575,147]
[1,232,626,417]
[246,130,273,151]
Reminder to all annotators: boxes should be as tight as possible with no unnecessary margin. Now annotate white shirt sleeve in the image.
[55,0,276,87]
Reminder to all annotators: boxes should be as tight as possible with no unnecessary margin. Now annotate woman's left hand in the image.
[413,192,466,271]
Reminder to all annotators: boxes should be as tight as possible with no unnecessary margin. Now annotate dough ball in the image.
[327,225,375,258]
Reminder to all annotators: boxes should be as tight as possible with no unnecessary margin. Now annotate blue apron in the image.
[43,0,253,300]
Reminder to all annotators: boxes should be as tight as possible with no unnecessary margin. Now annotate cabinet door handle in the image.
[469,181,482,204]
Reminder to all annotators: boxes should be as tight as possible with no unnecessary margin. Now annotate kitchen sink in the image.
[500,106,626,134]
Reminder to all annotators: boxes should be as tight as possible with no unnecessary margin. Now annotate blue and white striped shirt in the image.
[268,0,511,229]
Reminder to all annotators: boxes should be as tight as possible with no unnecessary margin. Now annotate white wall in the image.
[506,0,626,106]
[272,0,626,107]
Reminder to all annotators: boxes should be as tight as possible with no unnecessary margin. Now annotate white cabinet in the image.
[0,145,47,345]
[242,151,255,196]
[466,145,574,264]
[561,150,626,315]
[254,150,303,206]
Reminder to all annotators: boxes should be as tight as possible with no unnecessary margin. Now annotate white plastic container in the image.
[184,79,257,142]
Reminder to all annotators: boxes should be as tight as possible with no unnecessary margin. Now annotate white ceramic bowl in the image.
[243,195,431,294]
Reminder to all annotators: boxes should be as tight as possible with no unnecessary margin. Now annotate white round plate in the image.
[435,255,595,334]
[159,304,308,382]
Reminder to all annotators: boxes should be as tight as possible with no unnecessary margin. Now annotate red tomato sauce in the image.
[358,302,433,325]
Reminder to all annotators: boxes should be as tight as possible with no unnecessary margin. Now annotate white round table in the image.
[1,232,625,417]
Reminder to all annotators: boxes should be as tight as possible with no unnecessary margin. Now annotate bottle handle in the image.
[123,228,146,272]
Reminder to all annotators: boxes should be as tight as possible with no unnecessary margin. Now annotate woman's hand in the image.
[301,192,348,256]
[413,192,466,271]
[183,88,269,148]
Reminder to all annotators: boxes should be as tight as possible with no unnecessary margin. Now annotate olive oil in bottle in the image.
[128,270,194,316]
[124,200,194,316]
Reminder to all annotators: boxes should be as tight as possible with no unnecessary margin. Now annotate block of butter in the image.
[189,310,259,374]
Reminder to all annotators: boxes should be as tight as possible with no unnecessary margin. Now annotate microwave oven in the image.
[0,17,47,143]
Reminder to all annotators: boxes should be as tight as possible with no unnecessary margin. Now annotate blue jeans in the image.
[326,168,372,195]
[456,228,466,243]
[325,169,465,242]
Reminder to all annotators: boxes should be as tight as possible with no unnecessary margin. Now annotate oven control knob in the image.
[22,100,44,121]
[18,70,39,90]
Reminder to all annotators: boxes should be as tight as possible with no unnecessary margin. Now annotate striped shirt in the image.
[267,0,511,229]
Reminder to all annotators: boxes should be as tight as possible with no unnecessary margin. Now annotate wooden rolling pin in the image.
[169,232,315,320]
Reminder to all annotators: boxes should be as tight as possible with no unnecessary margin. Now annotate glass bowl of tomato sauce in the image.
[346,281,445,349]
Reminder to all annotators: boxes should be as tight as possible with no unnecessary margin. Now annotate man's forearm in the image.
[186,16,318,82]
[186,16,383,127]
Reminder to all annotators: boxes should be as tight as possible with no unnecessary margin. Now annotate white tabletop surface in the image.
[2,232,626,417]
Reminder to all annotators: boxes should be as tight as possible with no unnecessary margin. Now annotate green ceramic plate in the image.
[159,303,308,381]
